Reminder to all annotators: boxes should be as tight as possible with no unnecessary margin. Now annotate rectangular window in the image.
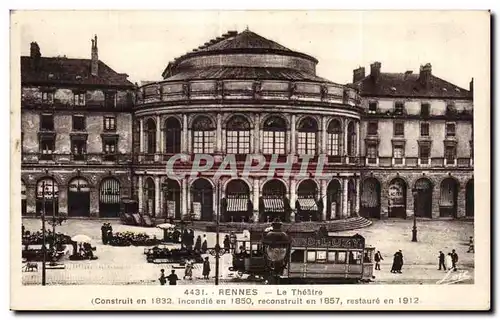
[421,103,430,117]
[420,122,429,136]
[103,139,117,161]
[71,140,87,161]
[367,144,377,164]
[368,102,377,113]
[193,131,214,154]
[104,116,116,131]
[39,137,55,160]
[316,251,327,262]
[446,123,456,137]
[74,92,86,106]
[327,132,340,156]
[297,132,316,155]
[105,92,116,108]
[306,251,316,262]
[393,145,404,164]
[419,144,431,164]
[40,114,54,131]
[327,251,336,262]
[226,131,250,154]
[445,145,456,162]
[367,122,378,135]
[394,122,404,136]
[41,91,54,104]
[394,102,404,115]
[72,115,85,131]
[336,251,347,264]
[263,131,285,154]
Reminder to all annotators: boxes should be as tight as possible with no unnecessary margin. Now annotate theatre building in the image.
[135,29,364,223]
[20,36,136,217]
[352,62,474,219]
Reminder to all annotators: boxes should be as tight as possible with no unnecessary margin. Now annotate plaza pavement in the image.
[20,218,474,285]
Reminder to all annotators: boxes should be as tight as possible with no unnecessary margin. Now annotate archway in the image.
[21,180,27,216]
[466,179,474,218]
[296,179,319,222]
[191,178,213,221]
[327,180,341,220]
[68,177,90,217]
[414,178,433,218]
[261,179,288,222]
[361,178,381,218]
[224,179,251,222]
[163,179,181,220]
[145,118,156,155]
[326,119,343,163]
[347,121,357,157]
[99,178,121,217]
[388,178,407,218]
[164,117,181,154]
[144,177,156,216]
[36,178,59,216]
[440,178,458,218]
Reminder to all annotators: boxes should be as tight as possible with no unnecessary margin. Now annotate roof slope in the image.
[351,73,471,99]
[21,56,134,87]
[197,30,292,52]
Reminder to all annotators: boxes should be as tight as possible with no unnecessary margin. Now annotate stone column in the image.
[138,175,143,214]
[221,129,226,153]
[154,176,160,217]
[139,118,144,153]
[89,186,99,217]
[457,183,466,218]
[344,120,349,159]
[181,178,187,218]
[320,116,327,155]
[406,185,414,217]
[342,178,349,218]
[254,114,260,153]
[290,114,296,155]
[26,184,36,215]
[156,115,161,153]
[159,180,164,220]
[216,113,222,153]
[432,184,440,219]
[253,178,260,222]
[356,121,361,157]
[182,114,188,153]
[355,178,361,215]
[321,179,327,220]
[186,179,192,217]
[58,186,68,216]
[290,179,297,221]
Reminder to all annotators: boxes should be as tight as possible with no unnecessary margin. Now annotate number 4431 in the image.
[184,289,207,296]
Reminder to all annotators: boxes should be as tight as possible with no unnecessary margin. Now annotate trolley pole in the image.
[41,182,46,286]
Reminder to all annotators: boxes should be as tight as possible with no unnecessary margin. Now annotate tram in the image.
[229,229,375,283]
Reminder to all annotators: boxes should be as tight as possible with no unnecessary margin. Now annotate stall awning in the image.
[263,198,285,213]
[298,198,318,211]
[227,198,248,212]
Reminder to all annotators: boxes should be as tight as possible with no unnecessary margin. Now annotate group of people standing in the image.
[100,223,113,245]
[438,249,459,271]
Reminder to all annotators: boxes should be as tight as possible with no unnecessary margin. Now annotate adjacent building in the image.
[20,30,474,222]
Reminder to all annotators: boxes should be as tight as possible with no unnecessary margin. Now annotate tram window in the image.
[327,251,336,262]
[291,250,305,263]
[317,251,327,262]
[306,251,316,262]
[349,251,362,265]
[336,251,347,264]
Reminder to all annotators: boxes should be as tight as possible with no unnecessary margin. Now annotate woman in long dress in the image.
[184,259,193,280]
[445,252,453,271]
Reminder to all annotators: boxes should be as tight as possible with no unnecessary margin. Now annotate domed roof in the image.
[197,29,292,52]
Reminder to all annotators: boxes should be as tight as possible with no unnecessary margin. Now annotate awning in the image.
[298,198,318,211]
[227,198,248,212]
[263,198,285,213]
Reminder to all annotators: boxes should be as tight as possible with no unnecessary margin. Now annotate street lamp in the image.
[262,219,291,284]
[207,180,228,285]
[411,187,418,242]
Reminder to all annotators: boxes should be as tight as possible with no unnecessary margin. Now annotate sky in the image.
[14,10,488,89]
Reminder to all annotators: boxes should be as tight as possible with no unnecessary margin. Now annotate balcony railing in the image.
[358,157,472,168]
[137,80,362,108]
[22,152,132,165]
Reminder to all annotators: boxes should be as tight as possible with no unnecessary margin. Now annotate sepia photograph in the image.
[10,9,490,310]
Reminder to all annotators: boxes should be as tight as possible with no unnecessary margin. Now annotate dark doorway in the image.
[144,177,156,216]
[296,179,319,222]
[327,179,341,220]
[192,179,213,221]
[35,178,59,216]
[163,179,181,220]
[466,179,474,218]
[68,178,90,217]
[388,178,407,218]
[21,180,27,216]
[414,178,433,218]
[99,178,121,217]
[440,178,458,218]
[361,178,381,218]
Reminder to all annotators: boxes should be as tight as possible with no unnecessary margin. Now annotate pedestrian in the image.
[189,229,195,251]
[445,253,453,270]
[202,257,211,280]
[201,234,208,254]
[397,250,404,273]
[374,251,383,270]
[391,250,403,273]
[467,236,474,253]
[194,235,202,252]
[167,270,179,285]
[182,229,189,249]
[158,268,166,285]
[223,235,231,251]
[184,259,193,280]
[438,251,446,271]
[451,249,459,271]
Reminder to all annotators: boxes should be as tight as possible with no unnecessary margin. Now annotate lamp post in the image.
[207,180,228,285]
[411,187,418,242]
[162,182,169,223]
[262,219,291,284]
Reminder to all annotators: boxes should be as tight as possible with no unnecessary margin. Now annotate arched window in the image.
[192,116,215,154]
[164,117,181,154]
[327,119,342,156]
[263,116,286,154]
[347,121,356,156]
[297,117,318,155]
[226,115,250,154]
[144,177,156,216]
[145,118,156,154]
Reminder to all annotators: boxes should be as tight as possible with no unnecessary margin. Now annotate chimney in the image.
[91,35,98,76]
[419,63,432,87]
[469,78,474,93]
[30,42,41,70]
[352,67,365,83]
[370,62,381,81]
